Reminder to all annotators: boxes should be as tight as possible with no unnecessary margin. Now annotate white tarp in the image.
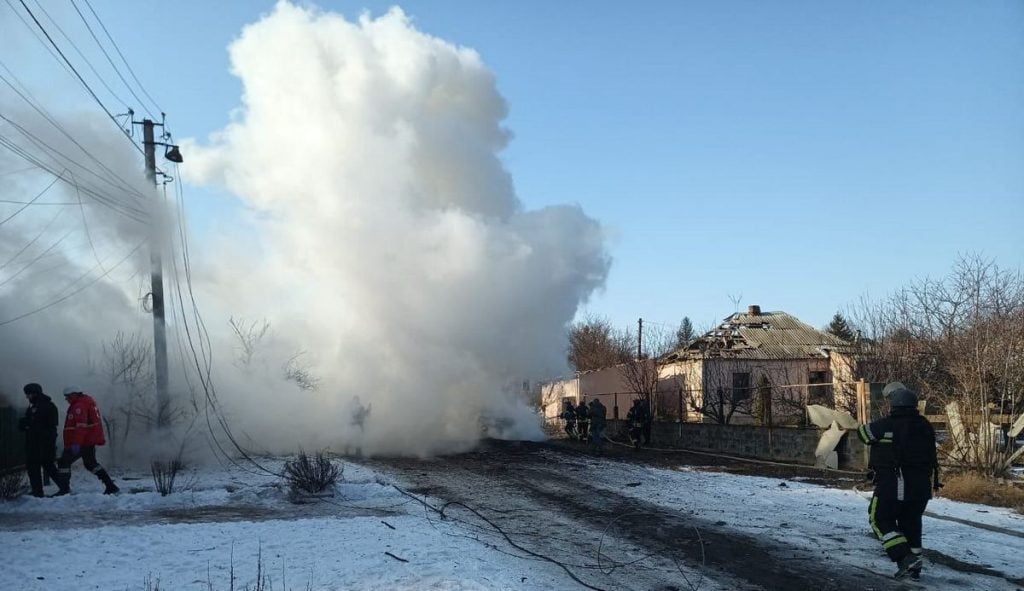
[807,405,859,430]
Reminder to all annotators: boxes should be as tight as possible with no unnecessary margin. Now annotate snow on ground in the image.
[0,460,573,591]
[559,452,1024,590]
[2,451,1022,590]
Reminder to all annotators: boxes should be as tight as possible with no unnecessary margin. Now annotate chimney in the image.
[748,305,761,317]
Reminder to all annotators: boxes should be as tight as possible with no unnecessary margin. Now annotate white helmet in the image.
[62,386,82,396]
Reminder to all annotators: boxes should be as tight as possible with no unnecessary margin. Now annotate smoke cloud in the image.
[1,1,610,458]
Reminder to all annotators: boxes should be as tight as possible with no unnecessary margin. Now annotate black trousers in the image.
[25,459,60,497]
[869,473,930,562]
[57,446,109,490]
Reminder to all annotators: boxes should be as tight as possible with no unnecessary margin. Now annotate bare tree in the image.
[567,315,631,372]
[617,323,675,412]
[847,255,1024,476]
[229,316,271,368]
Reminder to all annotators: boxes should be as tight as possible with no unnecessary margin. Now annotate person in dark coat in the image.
[17,383,61,497]
[856,382,940,581]
[640,398,653,445]
[588,398,607,450]
[575,400,590,441]
[560,400,577,439]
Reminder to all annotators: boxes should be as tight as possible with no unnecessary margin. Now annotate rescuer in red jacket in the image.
[54,386,119,495]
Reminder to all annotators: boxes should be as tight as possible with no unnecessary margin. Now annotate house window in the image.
[808,371,833,405]
[732,372,751,400]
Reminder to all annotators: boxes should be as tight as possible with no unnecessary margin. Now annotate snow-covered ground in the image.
[558,451,1024,590]
[0,460,573,590]
[1,449,1022,590]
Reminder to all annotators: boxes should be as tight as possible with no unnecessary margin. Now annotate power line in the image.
[69,171,107,273]
[80,0,163,116]
[0,239,144,327]
[0,172,61,226]
[14,0,143,156]
[68,0,156,119]
[26,0,131,109]
[0,225,77,288]
[0,67,147,199]
[0,201,66,271]
[0,132,148,223]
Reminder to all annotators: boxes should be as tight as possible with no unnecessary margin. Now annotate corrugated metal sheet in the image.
[666,311,853,361]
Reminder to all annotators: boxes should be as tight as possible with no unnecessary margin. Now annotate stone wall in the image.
[605,419,867,470]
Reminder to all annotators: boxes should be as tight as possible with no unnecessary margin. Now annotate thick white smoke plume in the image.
[1,1,609,459]
[183,2,609,455]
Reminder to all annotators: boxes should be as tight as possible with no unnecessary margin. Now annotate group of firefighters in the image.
[559,382,941,581]
[17,382,119,497]
[561,397,653,448]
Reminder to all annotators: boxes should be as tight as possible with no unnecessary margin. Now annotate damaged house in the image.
[660,305,856,425]
[541,305,857,426]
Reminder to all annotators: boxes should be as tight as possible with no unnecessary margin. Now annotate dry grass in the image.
[939,472,1024,513]
[0,470,27,501]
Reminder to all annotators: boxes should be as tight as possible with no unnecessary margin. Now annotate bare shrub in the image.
[151,460,185,496]
[229,316,271,368]
[283,450,342,498]
[0,470,27,501]
[939,472,1024,513]
[283,351,321,391]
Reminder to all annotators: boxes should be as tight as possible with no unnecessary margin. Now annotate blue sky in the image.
[10,0,1024,334]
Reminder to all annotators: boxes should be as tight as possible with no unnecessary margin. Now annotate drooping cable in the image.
[0,239,144,326]
[0,172,61,226]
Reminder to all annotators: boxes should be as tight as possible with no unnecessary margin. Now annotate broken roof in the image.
[664,310,854,361]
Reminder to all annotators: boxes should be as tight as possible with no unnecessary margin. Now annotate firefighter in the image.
[560,399,577,439]
[856,382,940,580]
[588,397,607,451]
[640,397,653,445]
[575,399,590,441]
[625,399,644,447]
[17,383,61,497]
[55,386,119,495]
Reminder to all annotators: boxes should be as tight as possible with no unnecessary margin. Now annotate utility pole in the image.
[637,317,643,359]
[142,118,169,427]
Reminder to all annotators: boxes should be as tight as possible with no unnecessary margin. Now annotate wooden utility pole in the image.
[637,317,643,359]
[141,119,169,427]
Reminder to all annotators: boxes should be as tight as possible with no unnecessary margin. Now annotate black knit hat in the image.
[23,383,43,396]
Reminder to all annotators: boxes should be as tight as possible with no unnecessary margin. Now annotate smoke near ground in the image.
[1,1,610,458]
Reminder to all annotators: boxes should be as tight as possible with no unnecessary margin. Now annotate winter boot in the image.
[51,473,71,497]
[96,469,120,495]
[894,554,923,579]
[909,549,923,580]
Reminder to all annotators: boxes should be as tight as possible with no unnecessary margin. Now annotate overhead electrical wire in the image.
[0,172,62,226]
[78,0,163,116]
[25,0,131,110]
[0,202,67,271]
[67,0,156,119]
[0,239,144,327]
[70,171,108,273]
[0,77,148,200]
[0,133,147,224]
[0,225,77,288]
[5,1,275,476]
[14,0,143,156]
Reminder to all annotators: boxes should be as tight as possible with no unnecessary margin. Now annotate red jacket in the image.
[63,394,106,447]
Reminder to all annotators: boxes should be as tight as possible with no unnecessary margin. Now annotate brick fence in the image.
[602,419,867,470]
